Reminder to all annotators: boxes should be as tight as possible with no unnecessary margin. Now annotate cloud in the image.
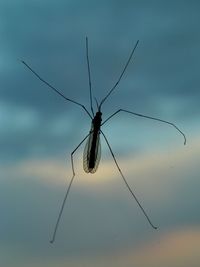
[17,227,200,267]
[85,227,200,267]
[2,132,199,193]
[1,134,199,249]
[1,0,199,169]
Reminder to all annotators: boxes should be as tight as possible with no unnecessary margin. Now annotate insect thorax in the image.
[92,111,102,130]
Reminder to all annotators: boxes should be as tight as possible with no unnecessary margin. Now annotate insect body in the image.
[83,111,102,173]
[21,37,186,244]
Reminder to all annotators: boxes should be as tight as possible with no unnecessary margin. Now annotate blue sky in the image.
[1,0,200,266]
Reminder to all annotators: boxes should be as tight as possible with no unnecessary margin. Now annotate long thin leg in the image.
[99,40,139,108]
[102,109,186,145]
[20,60,92,119]
[86,37,94,117]
[101,130,157,229]
[50,133,90,243]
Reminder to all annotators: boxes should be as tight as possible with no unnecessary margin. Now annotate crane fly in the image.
[21,37,186,243]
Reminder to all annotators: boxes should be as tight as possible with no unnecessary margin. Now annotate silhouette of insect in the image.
[21,37,186,243]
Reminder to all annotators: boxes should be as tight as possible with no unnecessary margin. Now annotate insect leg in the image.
[101,130,157,230]
[20,60,92,119]
[50,133,90,244]
[99,40,139,108]
[86,37,94,117]
[102,109,186,145]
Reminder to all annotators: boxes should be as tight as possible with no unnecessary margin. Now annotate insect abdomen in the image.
[88,131,98,169]
[83,128,101,174]
[83,111,102,173]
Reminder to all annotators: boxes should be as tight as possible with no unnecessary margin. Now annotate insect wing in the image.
[83,128,101,173]
[91,131,101,173]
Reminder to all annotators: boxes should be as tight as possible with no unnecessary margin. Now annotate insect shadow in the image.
[21,37,186,243]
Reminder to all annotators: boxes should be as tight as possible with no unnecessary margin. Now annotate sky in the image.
[1,0,200,266]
